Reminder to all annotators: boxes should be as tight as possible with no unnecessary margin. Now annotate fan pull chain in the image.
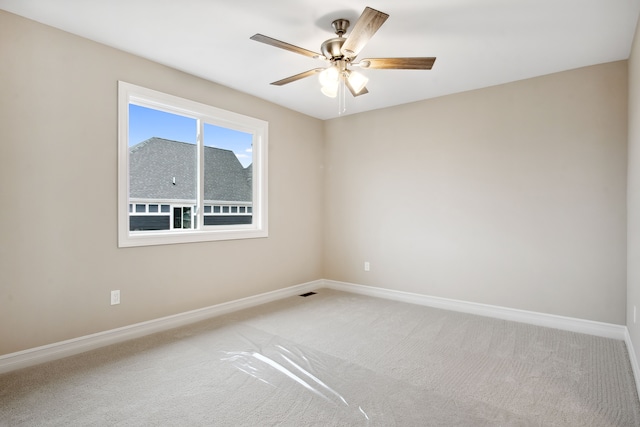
[338,78,346,115]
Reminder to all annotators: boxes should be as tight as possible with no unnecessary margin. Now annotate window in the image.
[118,81,268,247]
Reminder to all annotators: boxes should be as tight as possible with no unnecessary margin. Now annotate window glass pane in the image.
[173,207,182,229]
[183,207,192,229]
[135,204,146,213]
[129,104,197,232]
[149,204,159,213]
[239,206,246,213]
[161,204,170,213]
[204,205,212,214]
[214,206,221,213]
[203,123,253,225]
[231,206,238,213]
[129,204,133,213]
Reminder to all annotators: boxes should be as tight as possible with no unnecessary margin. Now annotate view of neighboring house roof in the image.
[129,137,252,202]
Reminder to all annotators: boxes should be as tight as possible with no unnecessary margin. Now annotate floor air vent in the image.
[299,292,317,297]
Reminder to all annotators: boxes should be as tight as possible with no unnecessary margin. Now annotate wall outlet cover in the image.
[111,290,121,305]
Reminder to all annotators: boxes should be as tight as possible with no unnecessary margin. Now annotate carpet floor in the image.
[1,288,639,426]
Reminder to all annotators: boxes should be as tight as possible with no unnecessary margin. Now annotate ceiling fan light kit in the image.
[250,6,436,114]
[318,60,368,98]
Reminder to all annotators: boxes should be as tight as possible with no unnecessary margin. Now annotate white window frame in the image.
[118,81,268,247]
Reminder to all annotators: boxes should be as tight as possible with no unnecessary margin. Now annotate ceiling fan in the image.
[250,6,436,101]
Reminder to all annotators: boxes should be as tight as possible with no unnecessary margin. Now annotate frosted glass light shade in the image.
[321,81,338,98]
[319,66,339,86]
[347,70,368,94]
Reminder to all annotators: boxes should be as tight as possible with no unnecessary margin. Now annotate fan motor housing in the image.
[321,37,346,61]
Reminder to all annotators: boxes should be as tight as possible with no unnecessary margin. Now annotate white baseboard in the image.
[322,279,627,340]
[0,280,321,374]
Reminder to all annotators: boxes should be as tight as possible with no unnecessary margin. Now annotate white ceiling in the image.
[2,0,639,120]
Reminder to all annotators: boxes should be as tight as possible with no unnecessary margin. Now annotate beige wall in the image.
[628,16,640,362]
[324,61,628,324]
[0,11,325,355]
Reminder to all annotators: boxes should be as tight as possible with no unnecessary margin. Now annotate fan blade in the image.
[250,34,322,59]
[359,57,436,70]
[345,80,369,97]
[271,68,324,86]
[340,7,389,59]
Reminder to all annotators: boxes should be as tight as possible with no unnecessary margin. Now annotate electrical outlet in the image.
[364,261,370,272]
[111,290,120,305]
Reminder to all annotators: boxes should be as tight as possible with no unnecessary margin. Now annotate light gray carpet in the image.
[1,289,639,426]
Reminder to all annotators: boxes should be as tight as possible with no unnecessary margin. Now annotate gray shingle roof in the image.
[129,137,252,202]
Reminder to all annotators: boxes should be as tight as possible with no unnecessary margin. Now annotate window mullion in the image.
[197,118,204,230]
